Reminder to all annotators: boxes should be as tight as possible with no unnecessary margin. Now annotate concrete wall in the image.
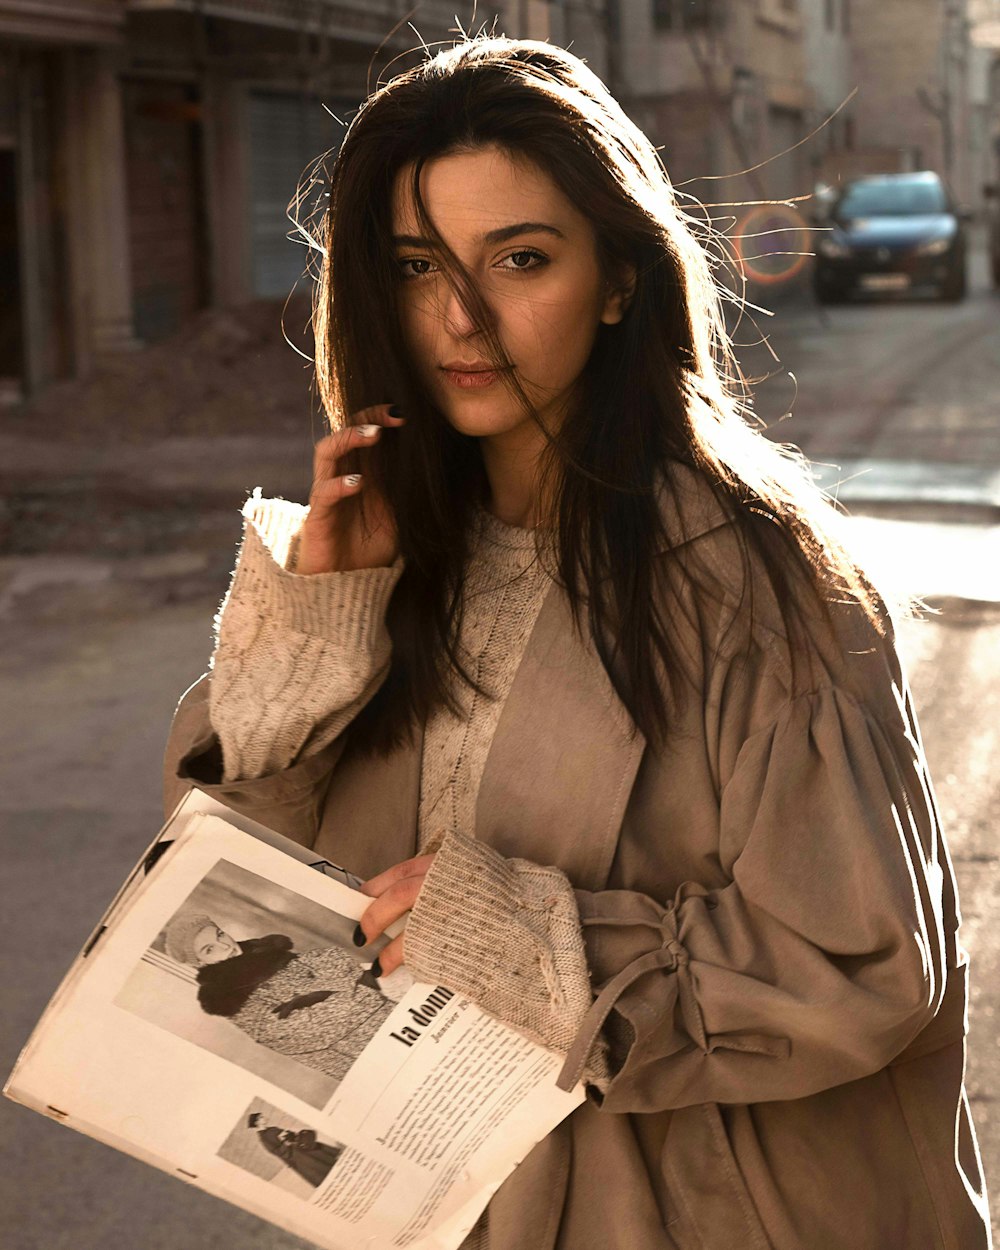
[616,0,811,206]
[799,0,854,151]
[849,0,950,179]
[0,0,124,44]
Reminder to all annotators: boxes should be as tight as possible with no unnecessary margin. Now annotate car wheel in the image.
[813,280,847,306]
[941,262,967,302]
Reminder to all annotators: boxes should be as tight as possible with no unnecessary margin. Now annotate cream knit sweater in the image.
[209,492,557,847]
[209,495,603,1248]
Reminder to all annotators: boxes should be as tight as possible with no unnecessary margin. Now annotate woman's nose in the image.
[439,280,481,338]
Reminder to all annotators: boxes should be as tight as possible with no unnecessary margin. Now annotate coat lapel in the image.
[472,462,730,890]
[474,577,647,892]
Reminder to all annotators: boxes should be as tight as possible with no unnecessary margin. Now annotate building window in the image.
[652,0,715,32]
[842,0,850,34]
[824,0,835,29]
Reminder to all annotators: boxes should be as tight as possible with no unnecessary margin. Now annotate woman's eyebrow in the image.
[392,221,566,247]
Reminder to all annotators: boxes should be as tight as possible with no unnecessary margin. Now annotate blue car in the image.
[813,171,968,304]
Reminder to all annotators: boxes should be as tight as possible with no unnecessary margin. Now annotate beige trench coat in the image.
[164,465,991,1249]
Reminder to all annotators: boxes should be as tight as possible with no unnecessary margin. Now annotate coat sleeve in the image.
[402,681,952,1107]
[563,681,951,1110]
[163,672,350,847]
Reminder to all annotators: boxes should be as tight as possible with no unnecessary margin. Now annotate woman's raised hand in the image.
[296,405,407,576]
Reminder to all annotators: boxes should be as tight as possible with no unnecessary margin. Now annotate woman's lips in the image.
[443,369,499,389]
[441,367,505,389]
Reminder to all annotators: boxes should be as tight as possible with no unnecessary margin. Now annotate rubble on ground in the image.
[5,298,319,443]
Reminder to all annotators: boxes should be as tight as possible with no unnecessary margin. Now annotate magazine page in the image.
[1,790,368,1056]
[5,813,584,1250]
[168,787,369,890]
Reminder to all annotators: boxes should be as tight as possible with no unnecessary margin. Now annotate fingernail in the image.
[344,473,362,487]
[371,957,383,978]
[352,924,366,947]
[358,424,379,436]
[388,404,403,417]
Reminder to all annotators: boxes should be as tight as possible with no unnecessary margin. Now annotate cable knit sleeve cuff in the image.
[403,830,609,1087]
[235,491,404,647]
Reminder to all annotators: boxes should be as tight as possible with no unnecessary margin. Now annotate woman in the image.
[164,35,991,1250]
[161,911,393,1081]
[246,1113,343,1188]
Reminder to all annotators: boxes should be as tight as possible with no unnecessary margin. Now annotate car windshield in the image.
[836,181,948,219]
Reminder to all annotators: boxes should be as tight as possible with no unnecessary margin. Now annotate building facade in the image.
[2,0,992,403]
[0,0,609,399]
[615,1,816,206]
[798,0,855,190]
[845,0,980,200]
[969,0,1000,198]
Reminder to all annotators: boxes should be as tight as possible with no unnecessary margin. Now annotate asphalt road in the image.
[1,247,998,1246]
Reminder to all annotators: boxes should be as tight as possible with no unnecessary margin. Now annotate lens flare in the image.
[732,204,812,286]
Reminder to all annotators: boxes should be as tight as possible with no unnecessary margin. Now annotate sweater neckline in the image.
[472,503,546,552]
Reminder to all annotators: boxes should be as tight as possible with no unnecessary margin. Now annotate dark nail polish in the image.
[352,924,366,947]
[388,404,403,417]
[371,957,383,979]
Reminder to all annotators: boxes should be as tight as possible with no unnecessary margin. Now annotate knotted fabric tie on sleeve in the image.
[557,908,790,1093]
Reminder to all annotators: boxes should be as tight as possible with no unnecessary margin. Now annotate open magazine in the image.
[4,789,584,1249]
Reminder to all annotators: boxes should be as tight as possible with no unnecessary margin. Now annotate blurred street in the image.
[2,238,999,1246]
[1,0,998,1242]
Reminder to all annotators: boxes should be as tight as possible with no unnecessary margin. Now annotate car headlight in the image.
[817,236,850,259]
[915,236,952,256]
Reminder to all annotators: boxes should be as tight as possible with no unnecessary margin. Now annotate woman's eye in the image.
[398,257,434,279]
[499,249,547,271]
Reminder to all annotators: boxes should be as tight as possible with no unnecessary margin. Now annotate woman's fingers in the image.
[356,854,436,949]
[355,402,406,429]
[308,473,364,510]
[310,423,376,478]
[296,403,405,574]
[361,853,436,899]
[311,404,406,482]
[357,874,426,943]
[376,933,406,978]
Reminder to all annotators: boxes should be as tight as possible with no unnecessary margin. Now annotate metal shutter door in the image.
[248,90,346,299]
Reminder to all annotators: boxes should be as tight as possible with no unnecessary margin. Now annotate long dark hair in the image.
[308,35,883,758]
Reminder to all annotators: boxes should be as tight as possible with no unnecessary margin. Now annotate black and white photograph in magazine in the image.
[217,1095,347,1200]
[114,858,397,1108]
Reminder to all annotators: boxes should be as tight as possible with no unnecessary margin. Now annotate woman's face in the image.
[193,923,239,965]
[391,144,631,450]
